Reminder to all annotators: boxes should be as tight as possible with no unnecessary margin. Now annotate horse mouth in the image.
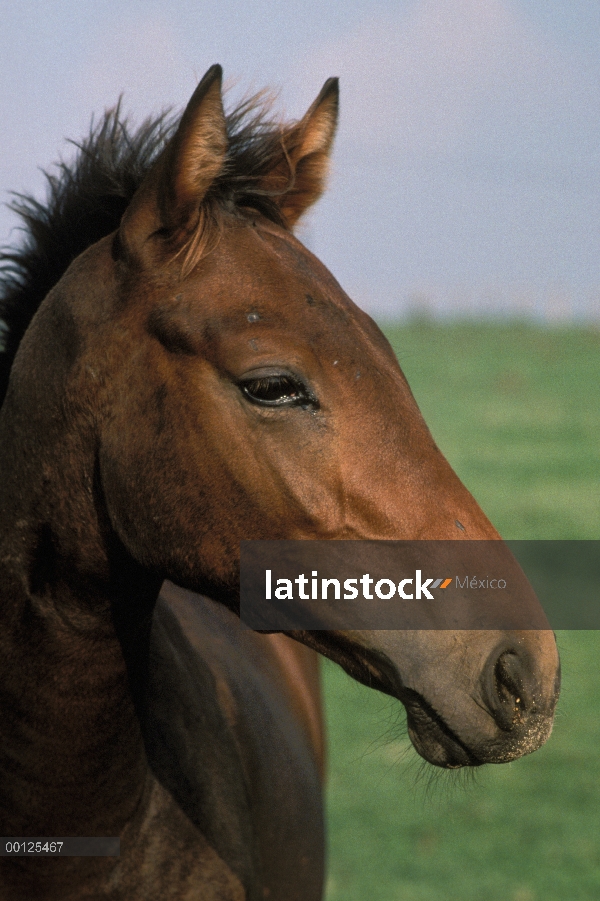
[296,632,483,768]
[404,693,482,769]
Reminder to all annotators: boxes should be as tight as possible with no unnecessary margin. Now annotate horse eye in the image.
[239,374,315,408]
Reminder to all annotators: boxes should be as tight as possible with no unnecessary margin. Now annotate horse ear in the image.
[120,64,227,261]
[262,78,339,228]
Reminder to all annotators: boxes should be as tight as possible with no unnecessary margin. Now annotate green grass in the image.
[386,321,600,540]
[323,321,600,901]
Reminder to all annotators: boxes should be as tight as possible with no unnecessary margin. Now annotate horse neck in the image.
[0,305,160,837]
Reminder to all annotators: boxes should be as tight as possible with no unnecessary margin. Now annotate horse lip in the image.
[403,692,483,769]
[329,644,482,768]
[354,649,483,769]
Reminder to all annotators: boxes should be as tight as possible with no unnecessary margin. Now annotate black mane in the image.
[0,92,288,406]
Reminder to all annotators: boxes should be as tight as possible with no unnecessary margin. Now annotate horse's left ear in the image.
[262,78,339,228]
[119,64,227,262]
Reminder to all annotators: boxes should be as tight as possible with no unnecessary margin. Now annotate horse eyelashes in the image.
[240,375,311,407]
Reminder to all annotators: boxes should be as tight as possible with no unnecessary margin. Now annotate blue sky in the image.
[2,0,600,317]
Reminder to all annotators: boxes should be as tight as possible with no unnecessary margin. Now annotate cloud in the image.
[77,13,195,121]
[299,0,600,166]
[287,0,600,310]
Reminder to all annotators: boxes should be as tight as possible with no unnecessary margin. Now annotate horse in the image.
[0,65,560,900]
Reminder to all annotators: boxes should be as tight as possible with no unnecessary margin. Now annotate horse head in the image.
[6,65,559,773]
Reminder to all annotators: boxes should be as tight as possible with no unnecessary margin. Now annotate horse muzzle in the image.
[404,638,561,769]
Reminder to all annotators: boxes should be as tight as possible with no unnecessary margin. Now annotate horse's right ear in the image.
[119,65,227,263]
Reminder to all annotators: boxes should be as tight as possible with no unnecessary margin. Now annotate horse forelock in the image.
[0,90,294,407]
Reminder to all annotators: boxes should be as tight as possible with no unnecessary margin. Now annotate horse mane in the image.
[0,91,289,407]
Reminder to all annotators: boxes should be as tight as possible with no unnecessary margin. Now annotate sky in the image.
[2,0,600,319]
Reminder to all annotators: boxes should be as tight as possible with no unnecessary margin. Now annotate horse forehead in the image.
[212,219,348,307]
[162,223,359,347]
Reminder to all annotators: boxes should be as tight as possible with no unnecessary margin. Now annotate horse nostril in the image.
[485,650,532,732]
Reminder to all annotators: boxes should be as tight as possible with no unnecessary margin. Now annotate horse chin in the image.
[405,703,482,769]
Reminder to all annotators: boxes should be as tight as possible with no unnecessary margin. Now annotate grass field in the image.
[323,321,600,901]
